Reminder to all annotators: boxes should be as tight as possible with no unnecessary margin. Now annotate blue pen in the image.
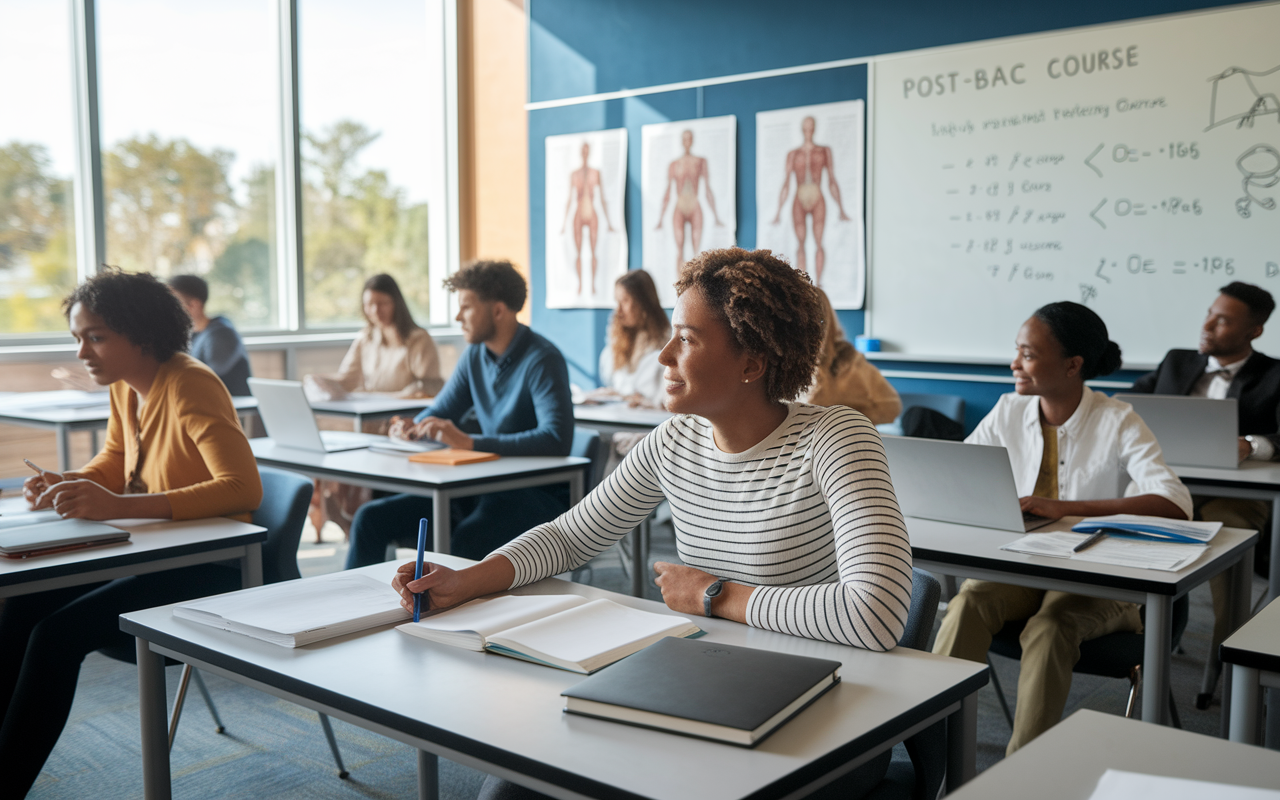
[414,518,429,623]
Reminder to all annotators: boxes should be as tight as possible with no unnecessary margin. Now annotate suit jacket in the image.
[1130,348,1280,455]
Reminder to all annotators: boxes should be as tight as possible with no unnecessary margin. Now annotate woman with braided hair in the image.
[390,248,913,798]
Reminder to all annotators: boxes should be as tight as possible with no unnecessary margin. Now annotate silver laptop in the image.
[248,378,386,453]
[1114,394,1239,469]
[882,436,1057,533]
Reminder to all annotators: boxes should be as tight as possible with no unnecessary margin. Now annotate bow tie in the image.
[1206,368,1235,381]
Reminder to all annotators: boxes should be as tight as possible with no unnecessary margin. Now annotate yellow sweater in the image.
[69,354,262,522]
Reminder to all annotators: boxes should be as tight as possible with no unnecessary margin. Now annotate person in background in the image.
[5,269,262,796]
[1130,281,1280,706]
[933,301,1191,755]
[305,273,445,541]
[801,287,902,424]
[169,274,252,397]
[394,248,912,799]
[345,259,574,565]
[584,269,670,409]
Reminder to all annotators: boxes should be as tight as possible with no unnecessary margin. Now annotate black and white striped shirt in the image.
[495,403,913,650]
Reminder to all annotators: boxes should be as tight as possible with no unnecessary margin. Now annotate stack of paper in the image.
[1001,532,1206,571]
[173,572,410,647]
[1072,514,1222,543]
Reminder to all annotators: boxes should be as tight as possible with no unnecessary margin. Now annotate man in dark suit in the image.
[1131,281,1279,707]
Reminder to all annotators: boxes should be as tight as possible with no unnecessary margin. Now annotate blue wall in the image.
[527,0,1237,427]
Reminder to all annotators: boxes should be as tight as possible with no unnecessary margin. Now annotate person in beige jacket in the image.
[802,287,902,424]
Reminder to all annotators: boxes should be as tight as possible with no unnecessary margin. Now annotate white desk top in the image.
[1174,459,1280,486]
[573,402,672,429]
[1222,597,1280,673]
[121,558,988,800]
[908,516,1258,597]
[309,396,432,417]
[0,393,257,425]
[250,438,589,490]
[946,709,1280,799]
[0,497,265,592]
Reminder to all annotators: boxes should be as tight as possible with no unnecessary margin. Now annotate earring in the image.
[742,379,749,383]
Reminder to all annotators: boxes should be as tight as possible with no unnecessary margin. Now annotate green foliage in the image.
[0,141,75,333]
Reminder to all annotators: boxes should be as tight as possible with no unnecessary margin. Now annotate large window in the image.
[0,0,78,334]
[0,0,455,343]
[98,0,279,330]
[299,0,448,329]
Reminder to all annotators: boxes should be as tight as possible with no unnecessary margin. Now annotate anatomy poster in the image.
[641,115,737,307]
[756,100,866,309]
[545,129,628,309]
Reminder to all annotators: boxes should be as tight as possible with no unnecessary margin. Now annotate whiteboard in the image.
[869,2,1280,365]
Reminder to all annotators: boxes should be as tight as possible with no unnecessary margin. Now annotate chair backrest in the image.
[898,393,965,425]
[571,426,604,493]
[253,466,314,584]
[898,569,942,651]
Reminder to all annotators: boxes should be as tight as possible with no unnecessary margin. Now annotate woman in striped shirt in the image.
[393,247,912,652]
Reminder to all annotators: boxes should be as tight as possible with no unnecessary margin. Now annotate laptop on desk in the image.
[248,378,390,453]
[882,436,1058,533]
[1114,394,1239,469]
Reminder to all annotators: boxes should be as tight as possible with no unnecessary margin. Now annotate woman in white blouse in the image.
[933,301,1192,755]
[585,269,669,409]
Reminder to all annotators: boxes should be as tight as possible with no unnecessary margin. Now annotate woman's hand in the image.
[419,417,474,450]
[653,562,718,616]
[392,561,477,613]
[37,479,125,520]
[24,468,64,509]
[1020,496,1068,520]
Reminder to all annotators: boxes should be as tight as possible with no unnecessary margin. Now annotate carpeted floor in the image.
[27,515,1271,798]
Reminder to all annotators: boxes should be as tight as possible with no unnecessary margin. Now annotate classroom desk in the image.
[943,709,1280,799]
[249,439,589,554]
[121,556,990,800]
[1223,597,1280,747]
[309,396,432,431]
[0,391,259,471]
[572,402,672,433]
[0,497,267,599]
[908,515,1257,727]
[1173,461,1280,606]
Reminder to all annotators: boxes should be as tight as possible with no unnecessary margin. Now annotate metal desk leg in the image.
[90,428,100,457]
[1142,594,1172,725]
[433,491,451,555]
[56,423,71,472]
[352,413,363,433]
[631,518,647,598]
[1223,547,1256,736]
[138,637,172,800]
[1269,495,1280,607]
[418,750,438,800]
[241,542,264,588]
[945,692,977,791]
[568,470,584,505]
[1229,664,1261,744]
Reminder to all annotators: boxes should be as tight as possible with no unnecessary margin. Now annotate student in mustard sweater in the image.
[4,269,263,796]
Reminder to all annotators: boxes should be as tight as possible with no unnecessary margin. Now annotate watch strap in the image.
[703,577,726,618]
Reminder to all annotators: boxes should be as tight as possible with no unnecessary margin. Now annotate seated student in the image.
[1129,281,1280,698]
[345,259,574,565]
[308,272,444,399]
[932,301,1191,755]
[169,273,252,396]
[392,248,913,799]
[801,286,902,424]
[584,269,670,409]
[4,269,262,796]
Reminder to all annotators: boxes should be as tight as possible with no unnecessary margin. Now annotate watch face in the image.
[706,580,724,597]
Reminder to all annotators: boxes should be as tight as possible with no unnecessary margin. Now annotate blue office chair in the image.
[986,595,1189,730]
[881,393,966,439]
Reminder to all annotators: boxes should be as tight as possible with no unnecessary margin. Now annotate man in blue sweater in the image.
[168,274,253,396]
[345,259,575,565]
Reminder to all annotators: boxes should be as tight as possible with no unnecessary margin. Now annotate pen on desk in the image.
[23,458,49,475]
[413,518,428,623]
[1073,531,1108,553]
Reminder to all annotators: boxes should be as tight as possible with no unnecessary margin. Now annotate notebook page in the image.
[176,573,405,635]
[488,599,694,666]
[408,594,588,639]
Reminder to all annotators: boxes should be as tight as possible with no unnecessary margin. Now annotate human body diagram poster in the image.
[756,100,867,309]
[641,116,737,307]
[545,129,629,309]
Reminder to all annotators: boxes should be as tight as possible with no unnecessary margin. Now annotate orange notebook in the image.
[408,449,500,466]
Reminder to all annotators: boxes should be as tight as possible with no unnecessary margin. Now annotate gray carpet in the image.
[27,515,1271,798]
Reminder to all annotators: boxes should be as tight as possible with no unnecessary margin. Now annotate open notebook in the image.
[397,594,703,673]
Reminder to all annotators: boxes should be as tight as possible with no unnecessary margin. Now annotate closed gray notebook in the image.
[0,518,130,557]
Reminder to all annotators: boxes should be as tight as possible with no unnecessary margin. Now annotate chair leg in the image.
[317,713,350,779]
[191,669,226,733]
[168,664,194,751]
[987,656,1014,729]
[1124,665,1142,719]
[1168,688,1183,729]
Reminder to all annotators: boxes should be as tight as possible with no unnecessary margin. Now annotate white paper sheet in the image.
[1075,514,1223,543]
[1087,769,1280,800]
[1001,532,1206,571]
[176,572,406,636]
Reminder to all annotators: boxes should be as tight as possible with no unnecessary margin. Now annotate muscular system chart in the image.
[870,2,1280,363]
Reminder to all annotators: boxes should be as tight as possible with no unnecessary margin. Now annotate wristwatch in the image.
[1245,435,1259,458]
[703,577,729,618]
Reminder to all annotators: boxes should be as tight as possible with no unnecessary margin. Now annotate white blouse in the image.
[598,341,665,408]
[966,387,1193,518]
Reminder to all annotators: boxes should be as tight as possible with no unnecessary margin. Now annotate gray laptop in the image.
[248,378,386,453]
[1114,394,1239,469]
[882,436,1057,533]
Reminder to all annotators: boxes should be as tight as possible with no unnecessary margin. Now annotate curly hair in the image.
[674,248,822,403]
[63,268,192,362]
[443,259,527,312]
